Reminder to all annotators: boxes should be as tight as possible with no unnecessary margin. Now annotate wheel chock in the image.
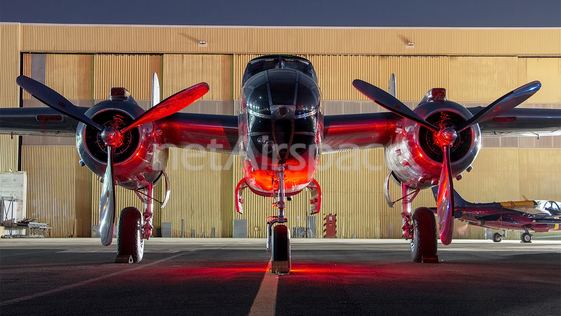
[115,254,134,263]
[421,255,439,263]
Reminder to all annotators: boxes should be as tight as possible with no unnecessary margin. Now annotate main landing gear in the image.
[491,231,533,243]
[492,232,503,242]
[400,184,438,263]
[521,228,532,243]
[117,207,144,263]
[267,164,291,274]
[116,179,162,263]
[410,207,438,262]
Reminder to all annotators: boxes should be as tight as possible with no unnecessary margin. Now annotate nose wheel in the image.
[271,224,291,274]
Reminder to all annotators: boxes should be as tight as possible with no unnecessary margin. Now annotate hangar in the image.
[0,24,560,240]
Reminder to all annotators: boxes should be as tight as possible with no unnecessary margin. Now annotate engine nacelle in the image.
[385,100,481,189]
[76,99,168,191]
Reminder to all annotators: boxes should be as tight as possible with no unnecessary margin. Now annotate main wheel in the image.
[411,207,438,263]
[117,207,144,263]
[492,232,503,242]
[271,224,291,274]
[521,232,532,243]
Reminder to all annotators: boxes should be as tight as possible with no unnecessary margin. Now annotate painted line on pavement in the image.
[248,260,278,316]
[0,252,186,306]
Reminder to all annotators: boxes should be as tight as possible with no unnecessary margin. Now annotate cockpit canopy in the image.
[242,55,318,86]
[241,57,322,163]
[243,69,321,118]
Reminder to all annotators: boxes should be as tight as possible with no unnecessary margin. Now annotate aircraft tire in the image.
[521,232,532,243]
[411,207,437,263]
[271,225,291,273]
[117,207,144,263]
[492,232,502,242]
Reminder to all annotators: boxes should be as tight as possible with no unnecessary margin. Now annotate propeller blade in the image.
[121,82,209,134]
[456,81,541,132]
[99,145,116,246]
[436,144,455,245]
[151,73,160,108]
[353,79,439,133]
[16,75,103,131]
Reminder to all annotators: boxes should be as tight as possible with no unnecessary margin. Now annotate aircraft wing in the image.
[156,113,239,154]
[533,218,561,224]
[2,106,559,152]
[322,107,561,153]
[497,201,551,215]
[0,107,83,136]
[0,107,240,153]
[470,107,561,137]
[322,112,401,153]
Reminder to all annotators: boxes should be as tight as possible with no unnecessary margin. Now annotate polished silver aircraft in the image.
[1,55,560,272]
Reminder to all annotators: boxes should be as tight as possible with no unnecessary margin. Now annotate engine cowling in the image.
[76,99,168,190]
[384,100,481,189]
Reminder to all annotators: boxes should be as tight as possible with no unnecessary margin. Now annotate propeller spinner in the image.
[353,79,541,245]
[17,75,209,245]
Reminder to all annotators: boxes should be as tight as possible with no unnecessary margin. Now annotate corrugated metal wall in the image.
[18,25,561,56]
[161,148,233,237]
[524,58,561,103]
[448,57,519,102]
[21,146,91,237]
[158,55,235,237]
[93,54,161,101]
[45,54,92,100]
[1,25,560,239]
[0,24,21,173]
[163,54,232,101]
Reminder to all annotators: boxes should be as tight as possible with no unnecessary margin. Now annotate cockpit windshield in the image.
[242,55,318,85]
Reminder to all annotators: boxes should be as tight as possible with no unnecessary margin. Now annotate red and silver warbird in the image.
[1,55,561,272]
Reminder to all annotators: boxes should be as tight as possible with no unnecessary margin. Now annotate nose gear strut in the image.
[267,164,291,274]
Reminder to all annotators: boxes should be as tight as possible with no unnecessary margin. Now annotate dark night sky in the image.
[1,0,560,27]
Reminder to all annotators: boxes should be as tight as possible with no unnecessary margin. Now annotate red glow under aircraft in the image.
[1,55,561,272]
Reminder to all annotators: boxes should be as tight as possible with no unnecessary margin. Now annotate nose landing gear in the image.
[267,164,291,274]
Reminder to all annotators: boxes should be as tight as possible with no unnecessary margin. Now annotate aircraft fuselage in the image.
[238,56,323,196]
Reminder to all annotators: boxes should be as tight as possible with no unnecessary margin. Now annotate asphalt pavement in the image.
[1,238,560,315]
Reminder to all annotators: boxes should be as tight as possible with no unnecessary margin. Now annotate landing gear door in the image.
[235,179,249,214]
[306,178,321,215]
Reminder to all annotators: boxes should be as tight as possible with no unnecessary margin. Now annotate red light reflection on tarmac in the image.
[145,261,269,283]
[288,262,422,285]
[135,260,444,286]
[137,260,417,285]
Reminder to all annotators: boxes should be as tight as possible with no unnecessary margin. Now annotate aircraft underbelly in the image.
[242,156,318,194]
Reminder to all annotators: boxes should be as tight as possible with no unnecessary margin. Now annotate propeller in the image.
[353,79,439,133]
[99,144,116,246]
[17,75,209,245]
[16,76,103,131]
[121,82,208,134]
[353,79,541,245]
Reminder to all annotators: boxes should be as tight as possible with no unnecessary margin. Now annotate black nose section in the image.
[244,68,320,161]
[273,119,293,160]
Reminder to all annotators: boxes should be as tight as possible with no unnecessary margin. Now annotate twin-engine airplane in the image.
[431,187,561,243]
[1,55,561,272]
